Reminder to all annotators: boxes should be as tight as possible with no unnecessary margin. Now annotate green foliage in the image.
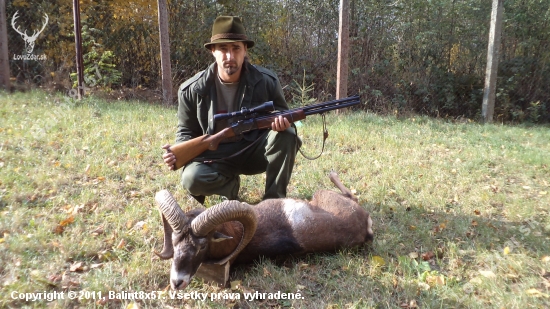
[289,70,317,107]
[5,0,550,122]
[70,24,122,89]
[84,49,122,88]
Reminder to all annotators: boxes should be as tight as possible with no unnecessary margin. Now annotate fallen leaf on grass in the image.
[422,251,435,261]
[126,302,139,309]
[262,267,271,277]
[400,299,418,308]
[125,175,135,183]
[116,239,126,249]
[230,280,241,290]
[53,216,75,234]
[526,288,550,298]
[46,274,62,285]
[126,220,134,229]
[371,256,386,267]
[503,246,511,255]
[63,204,85,215]
[30,270,59,287]
[98,250,116,262]
[425,274,445,287]
[90,226,104,236]
[409,252,419,259]
[133,221,147,231]
[479,270,496,278]
[299,263,309,270]
[504,273,519,281]
[70,262,85,272]
[436,246,446,259]
[59,216,74,226]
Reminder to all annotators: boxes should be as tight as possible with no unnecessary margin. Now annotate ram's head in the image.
[155,190,257,289]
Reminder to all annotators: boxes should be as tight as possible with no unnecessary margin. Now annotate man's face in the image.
[211,42,247,81]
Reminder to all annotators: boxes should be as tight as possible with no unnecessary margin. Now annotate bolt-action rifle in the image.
[165,95,361,170]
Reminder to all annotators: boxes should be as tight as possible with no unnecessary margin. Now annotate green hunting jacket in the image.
[175,61,288,145]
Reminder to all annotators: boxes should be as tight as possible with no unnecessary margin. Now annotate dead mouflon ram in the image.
[155,172,373,290]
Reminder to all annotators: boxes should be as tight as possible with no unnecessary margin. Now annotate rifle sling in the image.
[297,113,328,161]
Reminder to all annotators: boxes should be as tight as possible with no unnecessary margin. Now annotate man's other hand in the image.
[271,115,291,132]
[161,144,176,170]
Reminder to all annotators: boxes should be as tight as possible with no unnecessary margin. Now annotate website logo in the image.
[11,11,48,60]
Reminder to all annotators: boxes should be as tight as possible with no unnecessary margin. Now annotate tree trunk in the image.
[336,0,350,100]
[0,0,10,91]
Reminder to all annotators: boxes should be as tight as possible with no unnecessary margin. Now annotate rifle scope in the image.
[214,101,275,122]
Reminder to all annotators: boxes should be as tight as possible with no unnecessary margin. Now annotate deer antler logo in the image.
[11,11,49,54]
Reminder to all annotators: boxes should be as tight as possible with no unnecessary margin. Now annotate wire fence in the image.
[6,3,58,86]
[2,0,549,122]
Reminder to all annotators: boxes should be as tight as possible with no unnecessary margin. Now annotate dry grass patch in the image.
[1,91,549,308]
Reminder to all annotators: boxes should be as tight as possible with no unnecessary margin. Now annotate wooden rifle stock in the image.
[166,95,360,170]
[168,110,307,170]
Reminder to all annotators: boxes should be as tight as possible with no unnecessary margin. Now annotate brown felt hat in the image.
[204,16,254,49]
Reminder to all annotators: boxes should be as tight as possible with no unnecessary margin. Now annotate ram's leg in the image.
[328,172,358,203]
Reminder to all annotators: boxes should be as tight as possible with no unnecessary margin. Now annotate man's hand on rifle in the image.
[271,115,291,132]
[162,144,176,170]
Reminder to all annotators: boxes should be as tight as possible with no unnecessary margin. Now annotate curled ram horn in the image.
[155,190,188,259]
[190,200,257,265]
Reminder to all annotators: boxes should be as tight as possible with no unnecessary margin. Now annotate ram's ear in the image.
[211,232,233,243]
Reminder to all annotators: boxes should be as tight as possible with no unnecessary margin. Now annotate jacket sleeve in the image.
[175,83,202,144]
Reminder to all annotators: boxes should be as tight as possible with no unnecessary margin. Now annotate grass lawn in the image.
[0,90,549,308]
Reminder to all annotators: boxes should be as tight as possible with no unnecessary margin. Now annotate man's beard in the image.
[223,62,240,76]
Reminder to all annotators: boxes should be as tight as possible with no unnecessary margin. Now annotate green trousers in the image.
[181,128,300,200]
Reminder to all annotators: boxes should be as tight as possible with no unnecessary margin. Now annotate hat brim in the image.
[204,39,254,49]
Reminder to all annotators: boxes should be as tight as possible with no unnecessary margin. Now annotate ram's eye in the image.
[198,242,207,251]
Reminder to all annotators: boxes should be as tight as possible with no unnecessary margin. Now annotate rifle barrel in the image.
[303,99,361,116]
[301,95,360,112]
[225,95,361,128]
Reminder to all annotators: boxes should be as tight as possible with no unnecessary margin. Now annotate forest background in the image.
[5,0,550,123]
